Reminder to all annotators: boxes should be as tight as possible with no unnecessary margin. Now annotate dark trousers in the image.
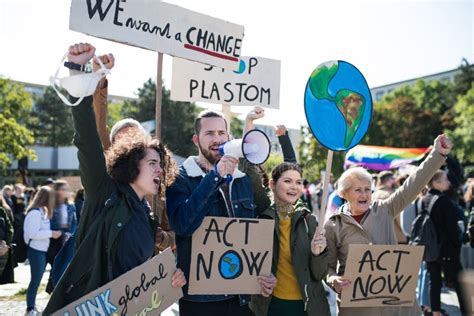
[268,296,307,316]
[179,297,254,316]
[427,258,467,314]
[26,247,47,310]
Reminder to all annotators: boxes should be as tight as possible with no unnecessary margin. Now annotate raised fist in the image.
[275,125,287,137]
[433,134,453,156]
[93,53,115,72]
[68,43,95,65]
[246,106,265,121]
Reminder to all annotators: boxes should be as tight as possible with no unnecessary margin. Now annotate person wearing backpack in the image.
[23,186,63,316]
[324,134,452,316]
[400,190,432,314]
[424,170,467,316]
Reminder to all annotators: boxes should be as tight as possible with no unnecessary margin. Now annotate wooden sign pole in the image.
[155,53,164,140]
[153,52,164,221]
[318,150,334,225]
[313,149,333,254]
[221,104,232,131]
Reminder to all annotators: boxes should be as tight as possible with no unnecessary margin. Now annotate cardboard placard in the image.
[69,0,244,69]
[171,56,281,108]
[460,270,474,314]
[188,216,274,295]
[340,244,423,307]
[53,248,182,316]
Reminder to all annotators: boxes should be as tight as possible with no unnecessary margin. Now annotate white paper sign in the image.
[69,0,244,69]
[171,56,281,108]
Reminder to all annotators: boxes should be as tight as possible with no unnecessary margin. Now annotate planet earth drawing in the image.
[218,250,243,280]
[304,60,372,151]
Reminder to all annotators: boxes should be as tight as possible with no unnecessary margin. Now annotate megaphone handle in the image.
[214,162,233,184]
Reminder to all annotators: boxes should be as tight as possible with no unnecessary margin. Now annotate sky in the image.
[0,0,472,129]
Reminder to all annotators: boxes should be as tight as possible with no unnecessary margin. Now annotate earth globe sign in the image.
[304,60,373,151]
[218,250,244,280]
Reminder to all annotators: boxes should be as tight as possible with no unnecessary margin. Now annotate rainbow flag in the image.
[344,145,430,171]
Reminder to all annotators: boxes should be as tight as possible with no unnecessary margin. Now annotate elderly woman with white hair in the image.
[324,134,453,316]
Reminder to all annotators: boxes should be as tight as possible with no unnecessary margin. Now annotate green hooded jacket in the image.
[250,201,330,316]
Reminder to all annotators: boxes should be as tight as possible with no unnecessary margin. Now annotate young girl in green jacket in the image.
[251,162,330,316]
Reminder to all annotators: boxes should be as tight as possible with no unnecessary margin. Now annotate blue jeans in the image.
[416,261,430,307]
[27,247,47,310]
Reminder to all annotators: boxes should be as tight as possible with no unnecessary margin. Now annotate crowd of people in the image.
[0,178,83,314]
[0,42,473,316]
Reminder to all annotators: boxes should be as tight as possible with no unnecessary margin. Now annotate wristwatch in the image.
[64,61,91,72]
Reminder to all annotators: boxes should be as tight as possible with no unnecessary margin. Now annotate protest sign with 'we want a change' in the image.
[69,0,244,69]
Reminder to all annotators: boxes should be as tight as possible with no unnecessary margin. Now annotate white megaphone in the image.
[218,129,271,165]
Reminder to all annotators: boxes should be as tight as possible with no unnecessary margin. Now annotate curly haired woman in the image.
[44,43,186,315]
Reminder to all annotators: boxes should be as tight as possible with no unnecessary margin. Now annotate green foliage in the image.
[366,95,439,147]
[447,83,474,163]
[0,79,36,173]
[121,79,157,122]
[121,79,200,157]
[230,115,243,138]
[0,79,31,119]
[28,86,75,147]
[262,153,283,175]
[107,102,123,130]
[367,79,456,147]
[453,58,474,97]
[298,125,346,179]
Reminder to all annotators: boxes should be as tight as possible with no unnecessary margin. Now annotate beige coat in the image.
[324,150,446,316]
[373,186,406,244]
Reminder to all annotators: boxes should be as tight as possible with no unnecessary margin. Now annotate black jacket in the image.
[44,96,157,314]
[425,189,462,259]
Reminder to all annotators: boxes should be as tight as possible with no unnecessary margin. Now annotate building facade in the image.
[370,68,461,101]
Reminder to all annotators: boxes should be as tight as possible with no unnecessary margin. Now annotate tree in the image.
[0,79,36,172]
[28,86,75,147]
[107,102,123,130]
[366,96,439,147]
[121,79,201,157]
[364,77,456,148]
[230,115,243,138]
[121,79,156,122]
[262,153,283,175]
[447,83,474,164]
[453,58,474,98]
[298,126,346,179]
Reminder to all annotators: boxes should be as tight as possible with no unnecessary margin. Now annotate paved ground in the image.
[0,263,463,315]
